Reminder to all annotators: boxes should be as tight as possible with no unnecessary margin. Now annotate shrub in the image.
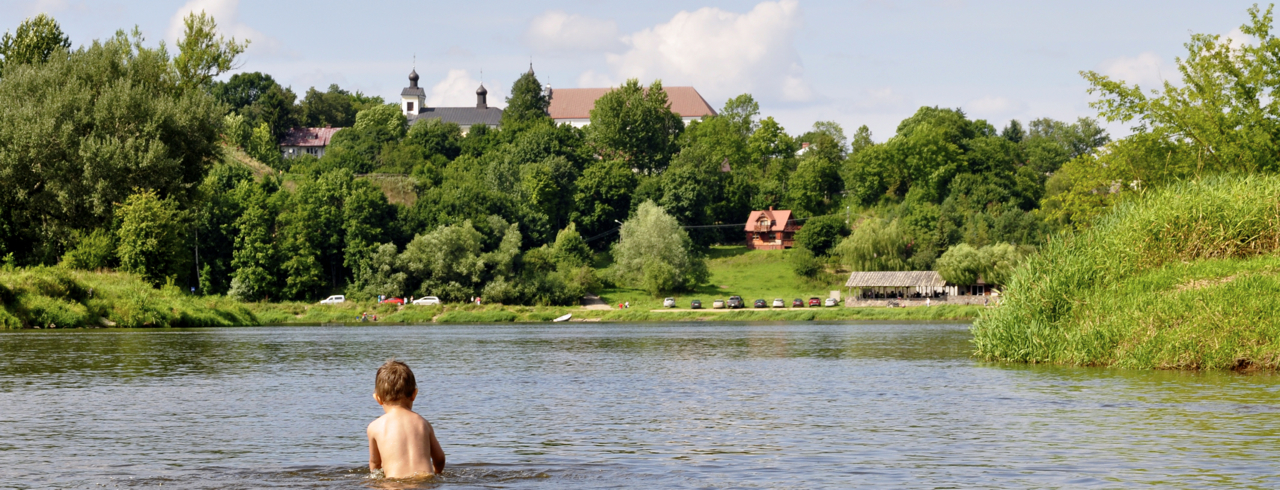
[793,214,849,256]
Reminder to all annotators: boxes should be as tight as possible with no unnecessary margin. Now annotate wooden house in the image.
[744,207,801,250]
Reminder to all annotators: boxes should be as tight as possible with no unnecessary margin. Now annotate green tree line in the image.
[0,9,1149,303]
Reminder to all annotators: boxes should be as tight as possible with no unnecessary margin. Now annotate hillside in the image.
[972,175,1280,370]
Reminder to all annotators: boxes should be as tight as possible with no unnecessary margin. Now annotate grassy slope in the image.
[973,175,1280,370]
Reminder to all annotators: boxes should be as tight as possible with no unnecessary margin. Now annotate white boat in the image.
[553,313,572,322]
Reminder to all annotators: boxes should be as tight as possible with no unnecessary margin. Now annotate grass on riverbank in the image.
[597,245,846,310]
[973,175,1280,370]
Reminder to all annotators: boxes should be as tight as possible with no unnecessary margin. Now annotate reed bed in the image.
[972,175,1280,370]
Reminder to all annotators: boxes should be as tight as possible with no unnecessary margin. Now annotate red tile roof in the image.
[548,86,717,120]
[744,209,794,232]
[280,127,342,147]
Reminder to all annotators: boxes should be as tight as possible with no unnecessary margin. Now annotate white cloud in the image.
[1225,27,1252,51]
[427,69,504,108]
[965,96,1027,117]
[26,0,81,15]
[525,11,621,54]
[1096,51,1177,89]
[167,0,283,57]
[593,0,813,103]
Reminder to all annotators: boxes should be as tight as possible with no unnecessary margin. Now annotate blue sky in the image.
[3,0,1260,140]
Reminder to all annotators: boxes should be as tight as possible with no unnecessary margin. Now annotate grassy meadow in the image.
[973,175,1280,370]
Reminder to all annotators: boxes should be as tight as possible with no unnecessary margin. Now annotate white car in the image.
[319,295,345,305]
[772,298,785,308]
[412,296,441,306]
[824,298,838,307]
[663,297,676,308]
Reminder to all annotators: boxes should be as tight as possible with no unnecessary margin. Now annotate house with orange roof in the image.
[744,207,801,250]
[547,86,717,127]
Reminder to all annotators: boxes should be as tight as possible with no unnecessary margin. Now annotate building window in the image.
[406,102,414,112]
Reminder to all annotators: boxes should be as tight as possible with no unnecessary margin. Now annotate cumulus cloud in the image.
[588,0,813,103]
[1096,51,1177,89]
[167,0,283,57]
[427,69,504,108]
[526,11,622,53]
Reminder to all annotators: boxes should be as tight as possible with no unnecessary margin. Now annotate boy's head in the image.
[375,360,417,405]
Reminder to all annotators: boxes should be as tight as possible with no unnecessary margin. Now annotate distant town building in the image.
[400,69,502,133]
[547,86,717,127]
[744,207,801,250]
[280,127,342,159]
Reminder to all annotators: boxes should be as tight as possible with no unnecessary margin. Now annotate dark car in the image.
[728,295,745,309]
[691,299,703,309]
[753,299,767,308]
[792,298,804,307]
[380,297,404,305]
[809,297,821,307]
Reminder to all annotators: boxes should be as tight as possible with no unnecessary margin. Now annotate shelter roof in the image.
[744,209,793,232]
[548,86,717,120]
[280,127,342,147]
[844,271,948,288]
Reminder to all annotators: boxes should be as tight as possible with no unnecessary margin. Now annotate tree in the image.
[0,29,222,264]
[211,72,280,113]
[799,121,848,162]
[1083,4,1273,174]
[399,221,487,302]
[610,200,707,295]
[793,215,849,256]
[720,93,760,138]
[849,125,874,157]
[502,67,550,128]
[115,189,187,285]
[551,223,592,268]
[587,79,685,174]
[834,218,911,271]
[572,159,637,245]
[173,11,248,90]
[0,14,70,78]
[936,243,984,286]
[228,182,278,301]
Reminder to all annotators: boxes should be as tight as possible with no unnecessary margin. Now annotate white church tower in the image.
[401,69,425,116]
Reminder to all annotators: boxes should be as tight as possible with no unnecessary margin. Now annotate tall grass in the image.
[973,175,1280,369]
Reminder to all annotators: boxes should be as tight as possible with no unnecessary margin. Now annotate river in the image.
[1,322,1278,488]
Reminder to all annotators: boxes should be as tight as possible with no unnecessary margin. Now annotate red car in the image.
[380,297,404,305]
[808,297,821,307]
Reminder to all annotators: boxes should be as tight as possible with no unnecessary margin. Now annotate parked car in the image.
[792,298,804,308]
[663,297,677,308]
[824,298,838,307]
[728,296,745,309]
[412,296,441,306]
[319,295,345,305]
[809,297,822,307]
[712,299,726,309]
[380,297,404,305]
[753,299,767,308]
[690,299,702,309]
[771,298,785,308]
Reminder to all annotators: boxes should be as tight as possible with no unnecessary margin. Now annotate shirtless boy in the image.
[367,360,445,479]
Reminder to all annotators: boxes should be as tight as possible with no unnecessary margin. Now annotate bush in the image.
[611,200,708,294]
[61,229,115,270]
[789,247,822,278]
[794,214,849,256]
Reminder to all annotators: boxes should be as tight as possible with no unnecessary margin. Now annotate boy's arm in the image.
[428,424,445,474]
[367,425,382,471]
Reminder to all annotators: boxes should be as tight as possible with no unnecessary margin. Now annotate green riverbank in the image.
[0,266,980,329]
[973,176,1280,370]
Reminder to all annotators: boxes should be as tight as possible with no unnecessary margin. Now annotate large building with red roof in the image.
[547,86,717,127]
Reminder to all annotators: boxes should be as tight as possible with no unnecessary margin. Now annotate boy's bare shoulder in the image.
[367,413,390,434]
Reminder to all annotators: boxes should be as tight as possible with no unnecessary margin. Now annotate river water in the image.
[1,322,1279,488]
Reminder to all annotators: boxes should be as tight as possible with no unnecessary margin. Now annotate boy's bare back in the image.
[367,360,445,479]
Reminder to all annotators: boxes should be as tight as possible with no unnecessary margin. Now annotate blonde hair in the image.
[375,360,416,403]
